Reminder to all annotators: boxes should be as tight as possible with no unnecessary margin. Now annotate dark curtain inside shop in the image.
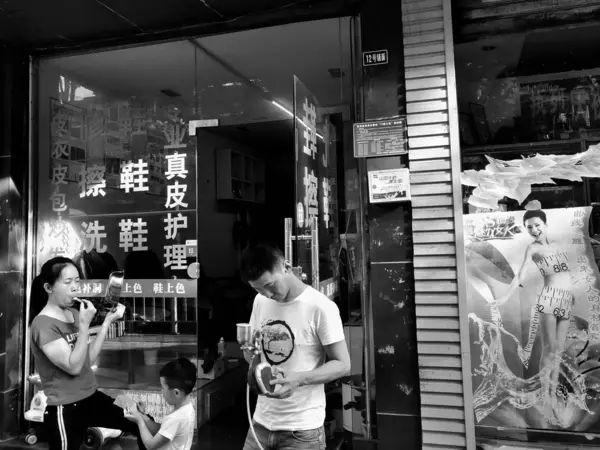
[0,44,31,439]
[0,45,30,192]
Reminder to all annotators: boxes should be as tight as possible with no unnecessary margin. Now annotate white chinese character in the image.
[176,283,185,294]
[164,245,187,270]
[88,111,105,141]
[303,168,318,224]
[119,218,148,252]
[81,221,107,253]
[120,159,149,193]
[52,111,69,138]
[50,187,67,213]
[92,283,102,294]
[52,142,70,160]
[166,283,175,294]
[123,283,132,294]
[82,283,92,295]
[52,165,68,186]
[79,164,107,198]
[133,283,142,294]
[164,213,188,240]
[165,182,188,209]
[153,283,164,294]
[322,177,331,229]
[164,124,187,149]
[303,99,317,159]
[165,152,188,180]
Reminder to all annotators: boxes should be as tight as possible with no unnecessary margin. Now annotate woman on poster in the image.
[499,209,574,399]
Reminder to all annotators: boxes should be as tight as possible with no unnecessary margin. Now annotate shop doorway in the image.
[192,84,348,443]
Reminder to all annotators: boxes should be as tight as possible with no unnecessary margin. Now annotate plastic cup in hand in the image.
[236,323,252,347]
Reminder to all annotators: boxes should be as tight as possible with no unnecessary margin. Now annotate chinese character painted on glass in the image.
[52,142,70,160]
[82,283,92,295]
[120,159,149,193]
[92,283,102,294]
[165,152,188,180]
[118,218,148,252]
[165,182,188,209]
[52,165,68,186]
[133,283,142,294]
[322,177,331,228]
[81,221,107,253]
[176,283,185,294]
[88,111,105,141]
[303,167,318,224]
[50,187,68,213]
[302,99,317,159]
[79,164,107,198]
[153,283,164,294]
[164,244,187,270]
[164,124,187,149]
[164,213,188,240]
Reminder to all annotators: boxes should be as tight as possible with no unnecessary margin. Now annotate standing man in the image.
[240,244,351,450]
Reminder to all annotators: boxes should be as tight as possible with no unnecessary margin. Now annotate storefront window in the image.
[31,18,362,439]
[454,3,600,446]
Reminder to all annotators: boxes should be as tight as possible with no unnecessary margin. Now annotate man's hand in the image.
[267,367,304,399]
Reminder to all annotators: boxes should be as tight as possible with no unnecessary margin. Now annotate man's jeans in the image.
[242,421,326,450]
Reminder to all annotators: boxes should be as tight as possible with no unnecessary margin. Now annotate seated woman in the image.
[29,256,153,450]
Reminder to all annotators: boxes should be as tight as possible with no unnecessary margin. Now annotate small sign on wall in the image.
[353,118,407,158]
[368,168,411,203]
[363,50,388,66]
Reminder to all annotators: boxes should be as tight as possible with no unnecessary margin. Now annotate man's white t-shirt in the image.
[158,403,196,450]
[250,286,345,431]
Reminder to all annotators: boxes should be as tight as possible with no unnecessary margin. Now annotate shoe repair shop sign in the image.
[368,168,411,203]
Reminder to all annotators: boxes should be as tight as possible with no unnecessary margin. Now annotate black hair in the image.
[159,357,197,395]
[29,256,80,323]
[239,243,285,282]
[523,209,547,225]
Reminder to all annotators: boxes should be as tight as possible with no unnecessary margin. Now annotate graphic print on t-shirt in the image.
[260,319,295,365]
[65,332,78,350]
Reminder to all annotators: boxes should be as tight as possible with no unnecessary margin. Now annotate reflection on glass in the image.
[31,17,358,437]
[36,44,199,405]
[455,4,600,445]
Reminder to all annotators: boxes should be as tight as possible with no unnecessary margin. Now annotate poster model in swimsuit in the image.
[464,207,600,434]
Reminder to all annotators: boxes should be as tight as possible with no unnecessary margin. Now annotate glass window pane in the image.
[454,4,600,446]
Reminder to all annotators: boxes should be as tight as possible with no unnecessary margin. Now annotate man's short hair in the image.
[240,243,285,282]
[159,357,197,394]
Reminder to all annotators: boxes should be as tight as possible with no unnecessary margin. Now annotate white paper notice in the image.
[368,168,411,203]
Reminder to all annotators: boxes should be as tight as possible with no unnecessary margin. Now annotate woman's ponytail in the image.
[29,275,48,324]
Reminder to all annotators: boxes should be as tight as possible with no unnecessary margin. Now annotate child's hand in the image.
[124,404,143,424]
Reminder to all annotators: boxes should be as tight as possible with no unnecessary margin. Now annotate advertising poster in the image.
[465,206,600,437]
[368,168,410,203]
